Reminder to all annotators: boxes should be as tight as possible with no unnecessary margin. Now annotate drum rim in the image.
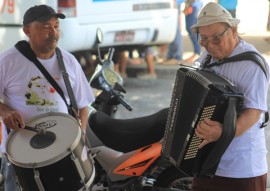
[83,164,96,189]
[6,112,82,168]
[26,112,79,124]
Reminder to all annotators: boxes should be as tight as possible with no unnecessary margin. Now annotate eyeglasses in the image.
[199,26,230,46]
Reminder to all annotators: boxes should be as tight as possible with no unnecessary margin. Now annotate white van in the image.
[0,0,178,53]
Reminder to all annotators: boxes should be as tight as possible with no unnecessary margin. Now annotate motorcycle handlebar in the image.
[108,48,115,61]
[117,96,133,111]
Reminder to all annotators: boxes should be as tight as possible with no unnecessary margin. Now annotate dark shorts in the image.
[112,50,126,64]
[192,174,267,191]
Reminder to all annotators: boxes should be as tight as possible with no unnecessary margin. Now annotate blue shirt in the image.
[219,0,238,10]
[177,0,184,4]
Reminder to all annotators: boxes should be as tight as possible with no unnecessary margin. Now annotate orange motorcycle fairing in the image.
[113,142,162,176]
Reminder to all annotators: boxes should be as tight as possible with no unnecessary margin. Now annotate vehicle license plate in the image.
[114,31,135,42]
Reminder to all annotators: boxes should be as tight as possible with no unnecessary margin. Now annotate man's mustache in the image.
[47,36,58,42]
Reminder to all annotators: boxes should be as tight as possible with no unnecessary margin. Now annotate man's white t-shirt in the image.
[0,46,94,153]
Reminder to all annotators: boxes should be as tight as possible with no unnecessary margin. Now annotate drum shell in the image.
[6,112,95,191]
[13,139,94,191]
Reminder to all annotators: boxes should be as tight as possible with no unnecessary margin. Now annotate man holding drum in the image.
[0,5,94,190]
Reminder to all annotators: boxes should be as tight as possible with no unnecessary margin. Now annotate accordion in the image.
[162,66,244,177]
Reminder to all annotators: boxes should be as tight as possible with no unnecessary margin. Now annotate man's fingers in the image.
[3,113,25,130]
[199,139,209,149]
[195,129,204,139]
[16,118,25,129]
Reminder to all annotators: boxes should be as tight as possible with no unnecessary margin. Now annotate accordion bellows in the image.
[162,66,244,177]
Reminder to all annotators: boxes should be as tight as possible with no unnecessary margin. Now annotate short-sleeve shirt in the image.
[196,39,269,178]
[0,46,94,153]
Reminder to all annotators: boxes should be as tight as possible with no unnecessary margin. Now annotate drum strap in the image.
[14,40,79,119]
[55,47,79,118]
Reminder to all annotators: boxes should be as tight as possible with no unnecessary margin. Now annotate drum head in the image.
[6,112,81,168]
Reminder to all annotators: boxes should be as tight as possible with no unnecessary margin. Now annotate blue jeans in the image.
[167,4,183,60]
[1,153,21,191]
[185,2,203,55]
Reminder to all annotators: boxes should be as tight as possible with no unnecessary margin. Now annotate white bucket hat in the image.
[191,2,240,33]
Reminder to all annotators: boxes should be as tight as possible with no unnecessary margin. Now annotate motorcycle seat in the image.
[88,108,169,153]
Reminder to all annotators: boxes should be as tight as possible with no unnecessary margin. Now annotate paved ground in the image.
[114,34,270,189]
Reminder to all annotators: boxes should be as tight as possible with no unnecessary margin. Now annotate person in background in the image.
[0,5,94,190]
[266,0,270,31]
[136,47,157,80]
[162,0,184,65]
[215,0,238,18]
[265,0,270,43]
[128,49,144,65]
[190,2,269,191]
[73,50,96,80]
[113,50,128,79]
[182,0,203,64]
[114,47,157,80]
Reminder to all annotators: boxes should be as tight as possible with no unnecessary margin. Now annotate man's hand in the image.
[195,118,222,148]
[0,103,24,130]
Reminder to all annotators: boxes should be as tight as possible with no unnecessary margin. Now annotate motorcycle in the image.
[89,30,132,116]
[86,28,193,191]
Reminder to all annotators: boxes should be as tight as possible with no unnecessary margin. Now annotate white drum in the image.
[6,112,95,191]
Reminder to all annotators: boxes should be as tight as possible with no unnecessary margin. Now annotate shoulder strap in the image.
[14,40,76,118]
[55,48,79,115]
[261,111,269,128]
[202,51,269,128]
[202,51,268,78]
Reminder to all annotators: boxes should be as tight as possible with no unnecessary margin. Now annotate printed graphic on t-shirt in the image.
[25,76,59,106]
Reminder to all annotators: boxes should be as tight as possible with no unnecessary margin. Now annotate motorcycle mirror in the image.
[96,28,103,64]
[114,82,127,93]
[102,66,124,88]
[96,28,103,44]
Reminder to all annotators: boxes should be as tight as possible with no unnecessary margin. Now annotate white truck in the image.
[0,0,178,54]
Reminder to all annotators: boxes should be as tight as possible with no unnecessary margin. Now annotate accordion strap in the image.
[202,51,269,128]
[202,51,268,78]
[200,96,239,176]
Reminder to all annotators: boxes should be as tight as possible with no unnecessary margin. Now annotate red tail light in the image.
[58,0,76,17]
